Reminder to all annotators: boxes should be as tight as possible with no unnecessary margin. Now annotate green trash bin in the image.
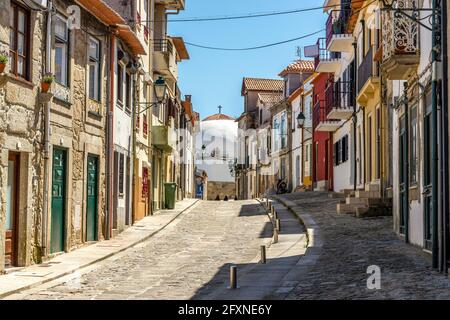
[164,182,177,209]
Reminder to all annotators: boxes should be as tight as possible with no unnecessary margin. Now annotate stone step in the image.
[356,205,392,218]
[346,197,382,206]
[337,203,368,215]
[329,192,345,199]
[354,190,381,199]
[367,183,380,192]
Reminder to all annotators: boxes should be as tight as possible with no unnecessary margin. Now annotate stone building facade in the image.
[0,0,146,273]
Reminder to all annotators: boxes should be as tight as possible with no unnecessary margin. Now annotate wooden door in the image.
[51,148,66,253]
[86,155,98,241]
[5,153,19,267]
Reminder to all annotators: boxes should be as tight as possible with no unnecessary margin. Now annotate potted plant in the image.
[0,54,8,73]
[41,74,54,93]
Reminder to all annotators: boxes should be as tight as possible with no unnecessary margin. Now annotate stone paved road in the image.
[8,200,272,300]
[279,192,450,300]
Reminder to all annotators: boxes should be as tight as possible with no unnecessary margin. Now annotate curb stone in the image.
[0,199,200,299]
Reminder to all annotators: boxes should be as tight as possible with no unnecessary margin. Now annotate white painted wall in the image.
[195,119,238,182]
[291,94,302,189]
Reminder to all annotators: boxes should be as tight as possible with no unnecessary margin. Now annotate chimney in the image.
[185,95,192,103]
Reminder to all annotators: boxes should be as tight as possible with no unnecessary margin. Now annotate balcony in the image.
[325,81,354,120]
[381,0,419,80]
[326,10,353,53]
[313,100,342,132]
[357,46,380,105]
[153,38,178,80]
[155,0,185,10]
[315,38,342,74]
[152,121,176,152]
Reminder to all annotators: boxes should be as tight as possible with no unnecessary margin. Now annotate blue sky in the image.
[168,0,327,120]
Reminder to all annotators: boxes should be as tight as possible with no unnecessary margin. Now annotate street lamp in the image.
[296,112,306,128]
[154,76,167,104]
[135,76,167,114]
[201,144,206,160]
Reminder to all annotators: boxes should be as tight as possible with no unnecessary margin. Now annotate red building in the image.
[312,72,334,191]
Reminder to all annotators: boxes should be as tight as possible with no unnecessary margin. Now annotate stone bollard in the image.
[260,245,266,264]
[229,265,237,289]
[276,219,281,232]
[273,228,279,244]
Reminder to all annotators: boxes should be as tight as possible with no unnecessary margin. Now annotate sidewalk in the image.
[0,198,199,299]
[201,198,308,300]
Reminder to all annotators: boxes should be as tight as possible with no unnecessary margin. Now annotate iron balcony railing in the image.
[325,5,351,48]
[313,100,326,129]
[325,80,355,115]
[314,38,341,70]
[357,46,379,92]
[382,0,419,62]
[154,39,174,55]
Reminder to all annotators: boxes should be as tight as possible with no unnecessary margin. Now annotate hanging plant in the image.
[0,54,8,73]
[41,74,55,93]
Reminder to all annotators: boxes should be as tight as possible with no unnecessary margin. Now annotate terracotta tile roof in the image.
[258,93,284,106]
[202,113,236,121]
[242,77,284,95]
[278,60,315,77]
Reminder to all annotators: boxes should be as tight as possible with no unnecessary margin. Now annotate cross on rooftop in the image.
[218,105,223,114]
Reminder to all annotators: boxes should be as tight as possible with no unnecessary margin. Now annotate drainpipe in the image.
[431,0,440,269]
[105,31,116,240]
[130,63,140,225]
[403,82,409,244]
[440,0,449,274]
[353,41,358,191]
[41,0,53,258]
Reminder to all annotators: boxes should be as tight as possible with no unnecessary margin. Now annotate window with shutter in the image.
[142,167,149,198]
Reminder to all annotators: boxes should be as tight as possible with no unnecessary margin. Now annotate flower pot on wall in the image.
[0,62,6,73]
[41,82,51,93]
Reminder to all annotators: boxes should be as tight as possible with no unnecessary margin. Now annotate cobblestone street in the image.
[278,192,450,300]
[7,200,272,300]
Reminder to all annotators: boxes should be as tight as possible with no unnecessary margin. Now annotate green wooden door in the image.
[424,112,433,250]
[86,155,98,241]
[399,116,408,236]
[51,148,66,253]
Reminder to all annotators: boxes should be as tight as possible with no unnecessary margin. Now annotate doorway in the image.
[5,152,20,267]
[399,116,408,236]
[86,155,98,242]
[51,148,66,253]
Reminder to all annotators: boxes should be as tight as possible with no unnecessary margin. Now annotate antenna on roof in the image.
[296,46,302,59]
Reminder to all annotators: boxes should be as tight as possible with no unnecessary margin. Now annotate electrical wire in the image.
[138,0,367,23]
[184,29,325,51]
[164,0,378,51]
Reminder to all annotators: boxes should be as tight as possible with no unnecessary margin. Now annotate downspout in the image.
[440,0,449,274]
[41,0,53,257]
[106,30,116,240]
[431,0,440,269]
[403,82,409,244]
[353,41,358,191]
[131,68,138,225]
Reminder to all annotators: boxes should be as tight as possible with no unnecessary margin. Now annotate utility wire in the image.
[138,0,367,23]
[182,0,376,52]
[184,29,325,51]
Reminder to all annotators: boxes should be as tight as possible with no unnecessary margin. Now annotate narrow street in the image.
[4,193,450,300]
[277,192,450,300]
[6,200,273,300]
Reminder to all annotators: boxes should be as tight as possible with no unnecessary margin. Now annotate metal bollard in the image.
[266,197,269,208]
[273,211,278,221]
[260,245,266,264]
[276,219,281,232]
[271,205,275,215]
[273,228,279,243]
[229,265,237,289]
